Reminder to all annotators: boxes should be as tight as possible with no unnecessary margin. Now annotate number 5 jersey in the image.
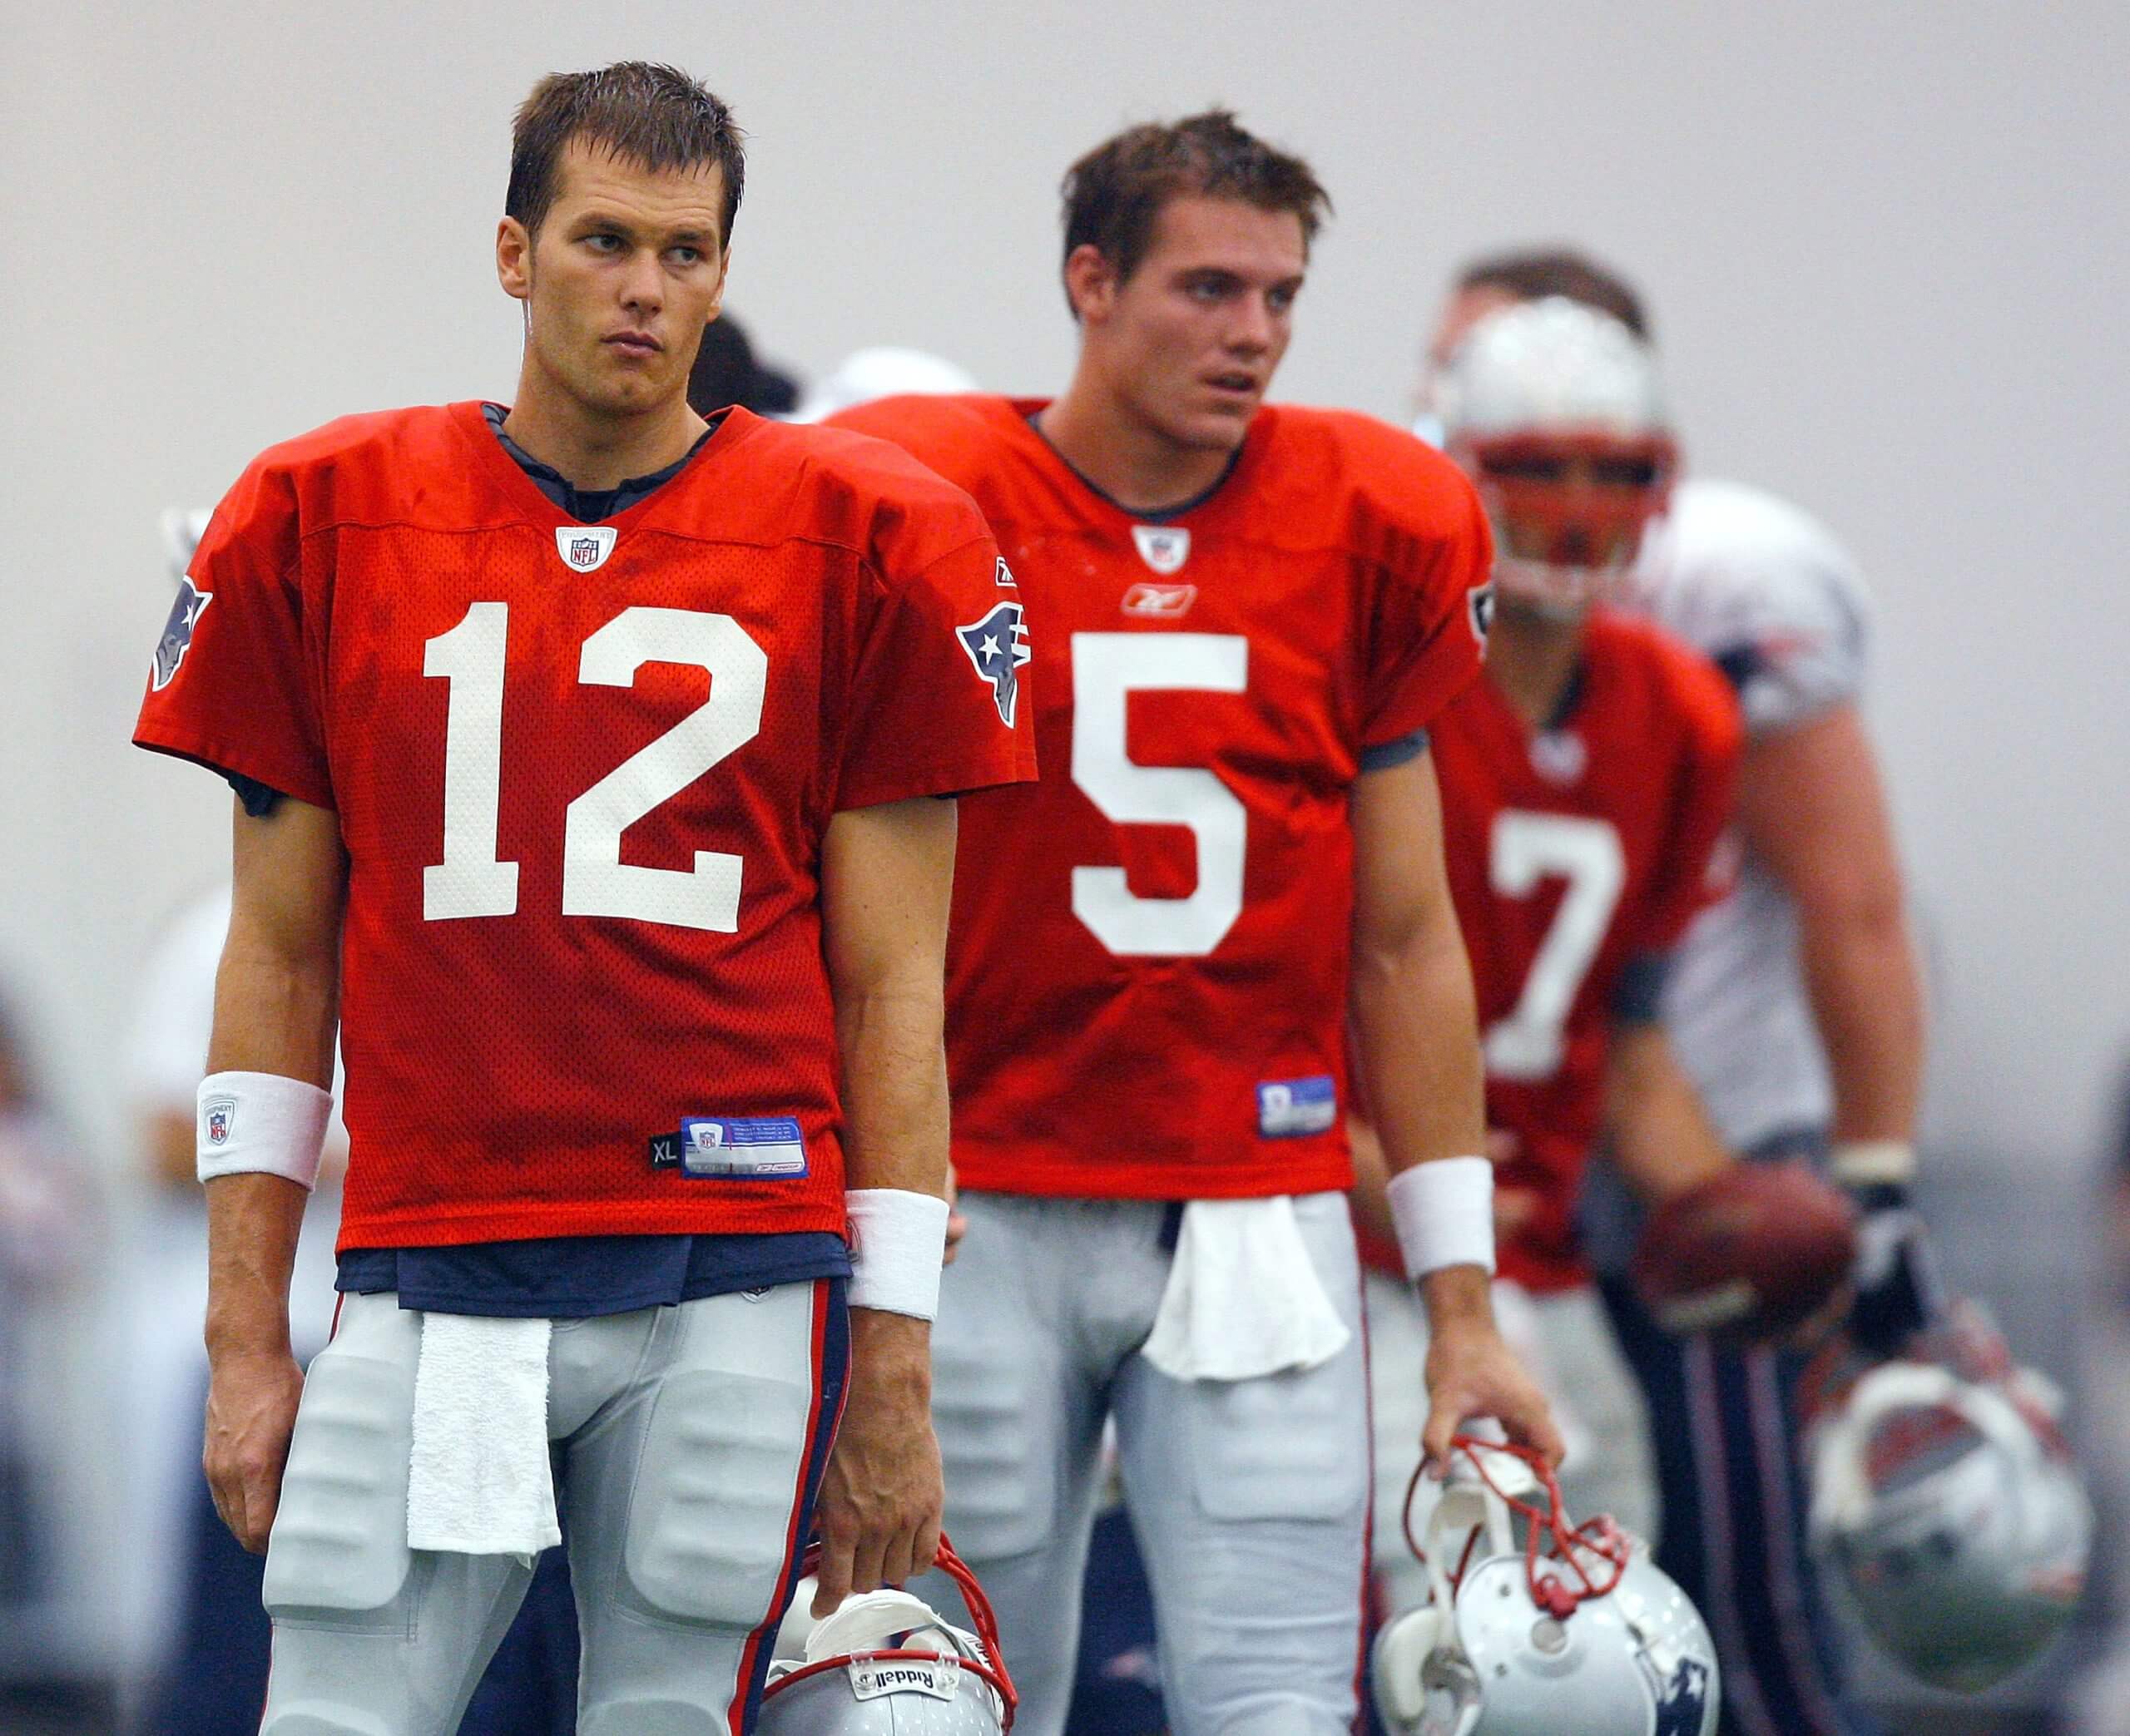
[134,402,1036,1249]
[826,394,1491,1200]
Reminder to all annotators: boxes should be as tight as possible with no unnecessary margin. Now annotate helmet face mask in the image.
[760,1538,1018,1734]
[1455,429,1677,621]
[1371,1436,1719,1736]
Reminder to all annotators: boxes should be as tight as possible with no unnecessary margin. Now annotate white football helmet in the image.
[1372,1436,1718,1736]
[790,346,978,422]
[760,1537,1017,1734]
[1426,298,1677,619]
[161,506,212,586]
[1806,1314,2092,1691]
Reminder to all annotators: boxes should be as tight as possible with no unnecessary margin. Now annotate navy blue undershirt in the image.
[330,404,850,1318]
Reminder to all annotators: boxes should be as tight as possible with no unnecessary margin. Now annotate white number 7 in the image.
[1483,811,1625,1081]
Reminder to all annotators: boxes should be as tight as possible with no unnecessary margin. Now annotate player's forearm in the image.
[1349,911,1487,1178]
[1800,901,1925,1145]
[204,1173,308,1356]
[835,987,951,1200]
[205,932,339,1088]
[1603,1023,1730,1206]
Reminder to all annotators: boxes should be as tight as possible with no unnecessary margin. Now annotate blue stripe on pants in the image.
[1599,1276,1882,1736]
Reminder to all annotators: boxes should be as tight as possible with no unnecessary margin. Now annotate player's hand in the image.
[943,1165,967,1266]
[1419,1268,1564,1471]
[203,1344,305,1554]
[813,1308,944,1616]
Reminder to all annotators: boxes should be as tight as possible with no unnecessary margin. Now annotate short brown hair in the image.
[1059,111,1331,314]
[1455,247,1650,339]
[508,62,746,245]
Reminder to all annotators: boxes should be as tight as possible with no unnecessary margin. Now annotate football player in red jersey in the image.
[132,64,1034,1736]
[1350,299,1746,1636]
[831,113,1558,1736]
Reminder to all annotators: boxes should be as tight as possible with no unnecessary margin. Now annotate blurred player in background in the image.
[1354,297,1742,1622]
[1422,249,1931,1736]
[835,111,1558,1736]
[132,62,1032,1735]
[0,982,92,1719]
[684,309,802,416]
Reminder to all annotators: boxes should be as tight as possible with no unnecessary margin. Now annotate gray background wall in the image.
[1,0,2125,1717]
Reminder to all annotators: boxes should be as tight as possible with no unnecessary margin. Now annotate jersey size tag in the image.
[647,1116,808,1178]
[1257,1075,1337,1138]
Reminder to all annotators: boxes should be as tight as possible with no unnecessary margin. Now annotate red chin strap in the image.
[761,1532,1019,1726]
[1400,1434,1632,1623]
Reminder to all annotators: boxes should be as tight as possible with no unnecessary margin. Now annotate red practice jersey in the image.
[1434,611,1742,1290]
[135,403,1035,1251]
[830,395,1490,1199]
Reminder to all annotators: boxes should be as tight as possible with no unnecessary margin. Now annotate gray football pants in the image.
[257,1281,844,1736]
[918,1190,1369,1736]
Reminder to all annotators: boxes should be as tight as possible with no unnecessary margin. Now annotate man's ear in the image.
[497,217,532,302]
[705,249,731,323]
[1062,243,1119,325]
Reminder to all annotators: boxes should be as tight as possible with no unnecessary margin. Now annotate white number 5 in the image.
[1069,631,1249,957]
[1483,811,1625,1081]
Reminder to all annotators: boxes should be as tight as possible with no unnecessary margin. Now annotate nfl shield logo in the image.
[554,526,618,571]
[1131,524,1191,575]
[203,1096,236,1145]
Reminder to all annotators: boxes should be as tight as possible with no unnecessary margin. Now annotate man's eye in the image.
[1268,287,1297,313]
[670,246,702,265]
[1188,279,1227,301]
[585,233,622,253]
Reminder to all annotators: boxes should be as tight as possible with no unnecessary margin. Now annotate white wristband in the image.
[1831,1139,1918,1190]
[196,1071,333,1190]
[845,1189,952,1320]
[1386,1155,1496,1280]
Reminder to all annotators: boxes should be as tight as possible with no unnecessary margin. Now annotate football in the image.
[1631,1161,1859,1345]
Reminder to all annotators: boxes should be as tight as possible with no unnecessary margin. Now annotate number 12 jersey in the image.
[134,402,1035,1249]
[829,394,1491,1200]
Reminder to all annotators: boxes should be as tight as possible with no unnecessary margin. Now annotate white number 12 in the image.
[423,602,766,932]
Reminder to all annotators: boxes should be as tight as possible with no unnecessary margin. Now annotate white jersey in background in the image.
[1622,477,1874,1152]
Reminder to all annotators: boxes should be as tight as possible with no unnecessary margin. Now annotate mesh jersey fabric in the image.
[1359,611,1742,1290]
[828,393,1491,1199]
[135,401,1036,1251]
[1622,477,1872,1150]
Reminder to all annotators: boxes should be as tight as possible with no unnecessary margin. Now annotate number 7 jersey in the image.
[133,402,1035,1249]
[828,394,1491,1199]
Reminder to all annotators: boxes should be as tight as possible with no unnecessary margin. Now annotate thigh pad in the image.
[615,1368,808,1630]
[263,1349,414,1619]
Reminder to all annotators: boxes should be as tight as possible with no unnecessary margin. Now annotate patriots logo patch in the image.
[957,601,1032,728]
[1649,1655,1713,1735]
[152,577,213,691]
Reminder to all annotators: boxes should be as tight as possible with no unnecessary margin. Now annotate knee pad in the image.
[578,1699,723,1736]
[618,1368,810,1628]
[263,1352,414,1618]
[260,1706,393,1736]
[1209,1700,1353,1736]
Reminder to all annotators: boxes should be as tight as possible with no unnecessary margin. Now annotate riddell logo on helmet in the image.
[849,1655,961,1703]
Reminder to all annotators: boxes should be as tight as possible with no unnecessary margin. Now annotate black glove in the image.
[1843,1184,1944,1358]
